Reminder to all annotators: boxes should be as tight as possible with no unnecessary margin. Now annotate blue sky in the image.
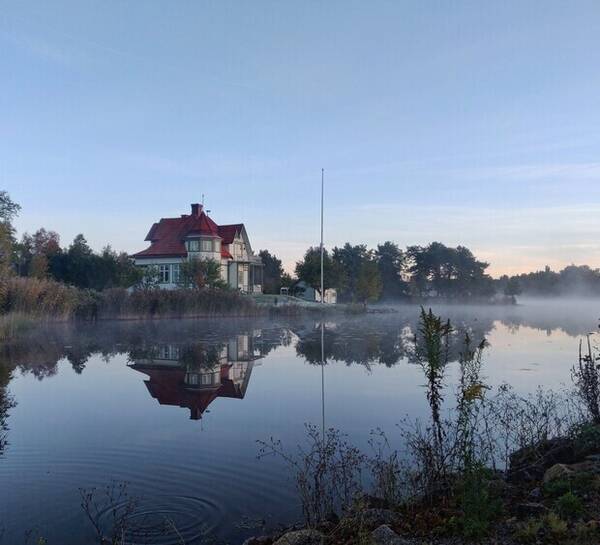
[1,1,599,275]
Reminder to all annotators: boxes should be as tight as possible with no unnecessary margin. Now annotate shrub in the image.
[258,424,366,526]
[573,334,600,424]
[513,518,543,543]
[457,466,502,539]
[554,491,584,520]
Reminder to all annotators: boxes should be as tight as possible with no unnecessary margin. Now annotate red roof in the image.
[130,363,246,420]
[218,224,243,244]
[132,204,239,259]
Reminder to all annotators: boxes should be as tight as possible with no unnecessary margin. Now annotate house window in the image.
[171,264,181,284]
[158,264,170,283]
[201,239,213,252]
[187,240,199,252]
[214,240,221,252]
[238,263,247,287]
[201,373,215,385]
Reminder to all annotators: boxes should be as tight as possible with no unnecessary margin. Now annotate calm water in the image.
[1,300,598,544]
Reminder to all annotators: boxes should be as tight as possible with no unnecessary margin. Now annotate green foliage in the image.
[0,190,21,224]
[258,249,285,294]
[504,276,522,297]
[331,243,369,301]
[406,242,494,299]
[554,491,584,520]
[179,257,226,290]
[513,518,543,543]
[356,259,382,304]
[376,241,408,299]
[413,307,452,445]
[0,190,20,274]
[457,467,502,539]
[573,336,600,424]
[502,264,600,297]
[545,512,569,541]
[295,246,345,297]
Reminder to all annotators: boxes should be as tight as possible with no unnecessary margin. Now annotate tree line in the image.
[260,241,496,303]
[496,265,600,297]
[5,190,600,300]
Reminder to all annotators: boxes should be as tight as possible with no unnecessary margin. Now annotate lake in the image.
[1,300,598,544]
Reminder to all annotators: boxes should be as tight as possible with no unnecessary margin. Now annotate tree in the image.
[504,277,522,298]
[16,228,61,278]
[259,250,285,294]
[332,244,369,301]
[406,242,493,299]
[295,247,344,298]
[376,241,407,299]
[356,260,382,304]
[0,191,21,225]
[0,191,21,274]
[179,258,226,289]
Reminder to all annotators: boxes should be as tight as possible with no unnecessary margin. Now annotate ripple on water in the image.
[95,494,224,545]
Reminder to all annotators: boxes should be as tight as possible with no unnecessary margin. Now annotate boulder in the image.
[509,437,577,482]
[243,537,273,545]
[273,529,324,545]
[371,525,411,545]
[543,463,574,484]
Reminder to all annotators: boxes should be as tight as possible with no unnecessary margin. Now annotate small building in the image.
[290,280,337,304]
[131,203,263,292]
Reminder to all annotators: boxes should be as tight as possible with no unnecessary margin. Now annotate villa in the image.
[132,203,263,292]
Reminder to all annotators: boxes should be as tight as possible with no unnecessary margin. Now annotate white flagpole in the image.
[320,168,324,304]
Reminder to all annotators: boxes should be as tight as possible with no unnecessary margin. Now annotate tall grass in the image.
[0,276,266,330]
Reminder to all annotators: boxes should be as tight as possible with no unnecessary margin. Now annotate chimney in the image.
[191,203,203,217]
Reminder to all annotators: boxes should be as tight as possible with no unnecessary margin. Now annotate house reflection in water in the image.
[129,334,260,420]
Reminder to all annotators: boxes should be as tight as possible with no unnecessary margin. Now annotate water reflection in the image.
[129,335,261,420]
[0,302,598,544]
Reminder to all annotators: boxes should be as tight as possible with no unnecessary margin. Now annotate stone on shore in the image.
[273,529,324,545]
[543,463,574,484]
[371,524,411,545]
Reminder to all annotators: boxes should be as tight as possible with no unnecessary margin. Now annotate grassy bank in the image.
[0,277,353,337]
[0,276,275,325]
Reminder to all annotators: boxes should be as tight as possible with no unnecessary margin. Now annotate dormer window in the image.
[201,239,212,252]
[187,240,200,252]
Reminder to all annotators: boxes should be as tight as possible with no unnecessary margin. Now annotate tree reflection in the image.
[0,363,15,455]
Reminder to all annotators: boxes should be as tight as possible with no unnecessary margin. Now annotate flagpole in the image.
[320,168,324,304]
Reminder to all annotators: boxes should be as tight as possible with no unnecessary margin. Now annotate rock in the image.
[516,502,549,519]
[273,529,324,545]
[356,508,401,529]
[543,463,574,484]
[570,460,600,475]
[371,525,410,545]
[528,487,542,500]
[243,537,273,545]
[509,437,577,482]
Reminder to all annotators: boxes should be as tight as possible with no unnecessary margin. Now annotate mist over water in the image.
[0,300,598,544]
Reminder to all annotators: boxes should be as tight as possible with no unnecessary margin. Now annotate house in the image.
[129,334,259,420]
[131,203,263,292]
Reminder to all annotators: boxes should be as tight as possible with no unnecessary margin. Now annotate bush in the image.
[0,276,262,327]
[457,466,502,539]
[554,491,584,520]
